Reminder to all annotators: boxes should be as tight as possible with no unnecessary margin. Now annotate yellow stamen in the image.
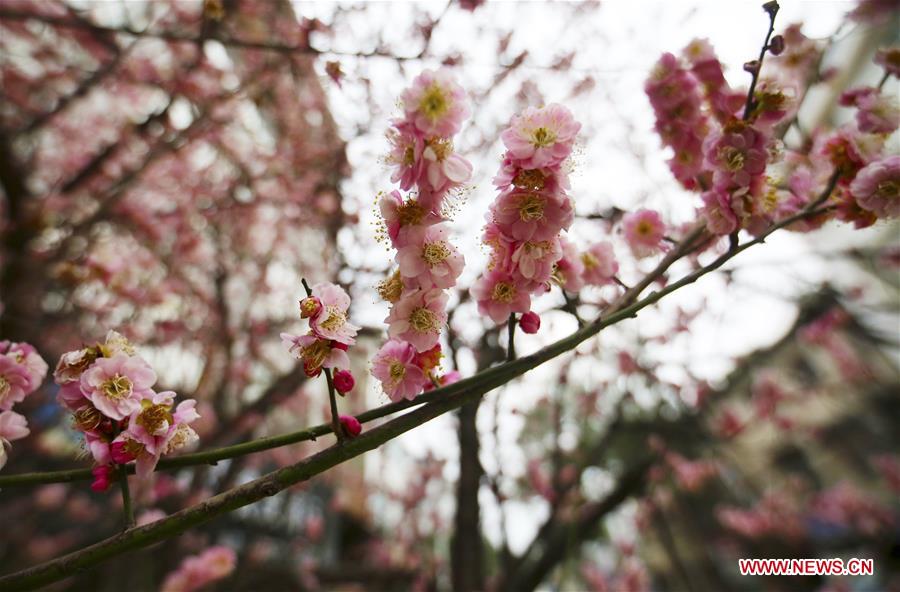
[319,306,346,332]
[389,361,406,382]
[377,271,404,303]
[518,193,545,222]
[101,375,132,401]
[492,281,516,303]
[513,169,547,191]
[531,126,557,147]
[409,308,438,333]
[397,200,425,227]
[422,242,450,266]
[419,83,450,121]
[137,404,173,434]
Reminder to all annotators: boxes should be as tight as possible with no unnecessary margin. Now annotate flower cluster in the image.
[645,51,710,190]
[474,103,588,323]
[53,331,199,489]
[281,282,359,395]
[373,69,471,401]
[0,341,48,471]
[648,36,898,237]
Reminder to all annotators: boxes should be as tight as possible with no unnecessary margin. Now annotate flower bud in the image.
[90,465,112,493]
[299,296,322,319]
[743,60,760,74]
[768,34,785,56]
[339,414,362,438]
[332,369,355,395]
[518,311,541,334]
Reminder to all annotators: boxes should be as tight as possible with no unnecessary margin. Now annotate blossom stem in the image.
[118,468,134,530]
[324,368,344,443]
[506,313,517,362]
[742,1,780,120]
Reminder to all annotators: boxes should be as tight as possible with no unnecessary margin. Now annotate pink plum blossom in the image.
[308,282,359,346]
[622,208,666,258]
[700,189,740,235]
[490,189,573,242]
[160,545,237,592]
[0,355,32,411]
[281,333,350,377]
[396,224,465,289]
[510,238,562,286]
[703,121,769,192]
[0,410,29,471]
[840,87,899,135]
[386,288,448,353]
[554,236,586,292]
[580,241,619,286]
[422,138,472,195]
[115,395,200,477]
[371,339,428,402]
[79,353,156,421]
[379,191,442,247]
[849,155,900,219]
[645,51,709,189]
[500,103,581,169]
[493,157,570,194]
[1,341,48,393]
[53,347,99,386]
[472,270,532,324]
[386,125,426,191]
[401,69,470,138]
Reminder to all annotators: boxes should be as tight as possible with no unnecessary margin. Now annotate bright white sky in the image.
[287,0,897,557]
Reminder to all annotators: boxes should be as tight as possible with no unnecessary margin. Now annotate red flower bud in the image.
[90,465,112,493]
[299,296,322,319]
[339,414,362,438]
[332,369,355,395]
[518,311,541,334]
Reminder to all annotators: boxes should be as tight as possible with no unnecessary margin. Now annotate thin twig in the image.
[506,313,517,362]
[742,1,780,120]
[118,468,134,530]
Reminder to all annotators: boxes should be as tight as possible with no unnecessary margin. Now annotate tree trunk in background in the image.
[451,399,484,592]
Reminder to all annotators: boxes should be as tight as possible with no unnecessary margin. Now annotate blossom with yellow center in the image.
[492,281,516,303]
[101,374,132,401]
[397,200,425,227]
[419,83,450,122]
[377,271,404,303]
[513,169,547,191]
[421,241,450,267]
[518,193,545,222]
[409,308,439,333]
[136,402,174,434]
[530,126,557,147]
